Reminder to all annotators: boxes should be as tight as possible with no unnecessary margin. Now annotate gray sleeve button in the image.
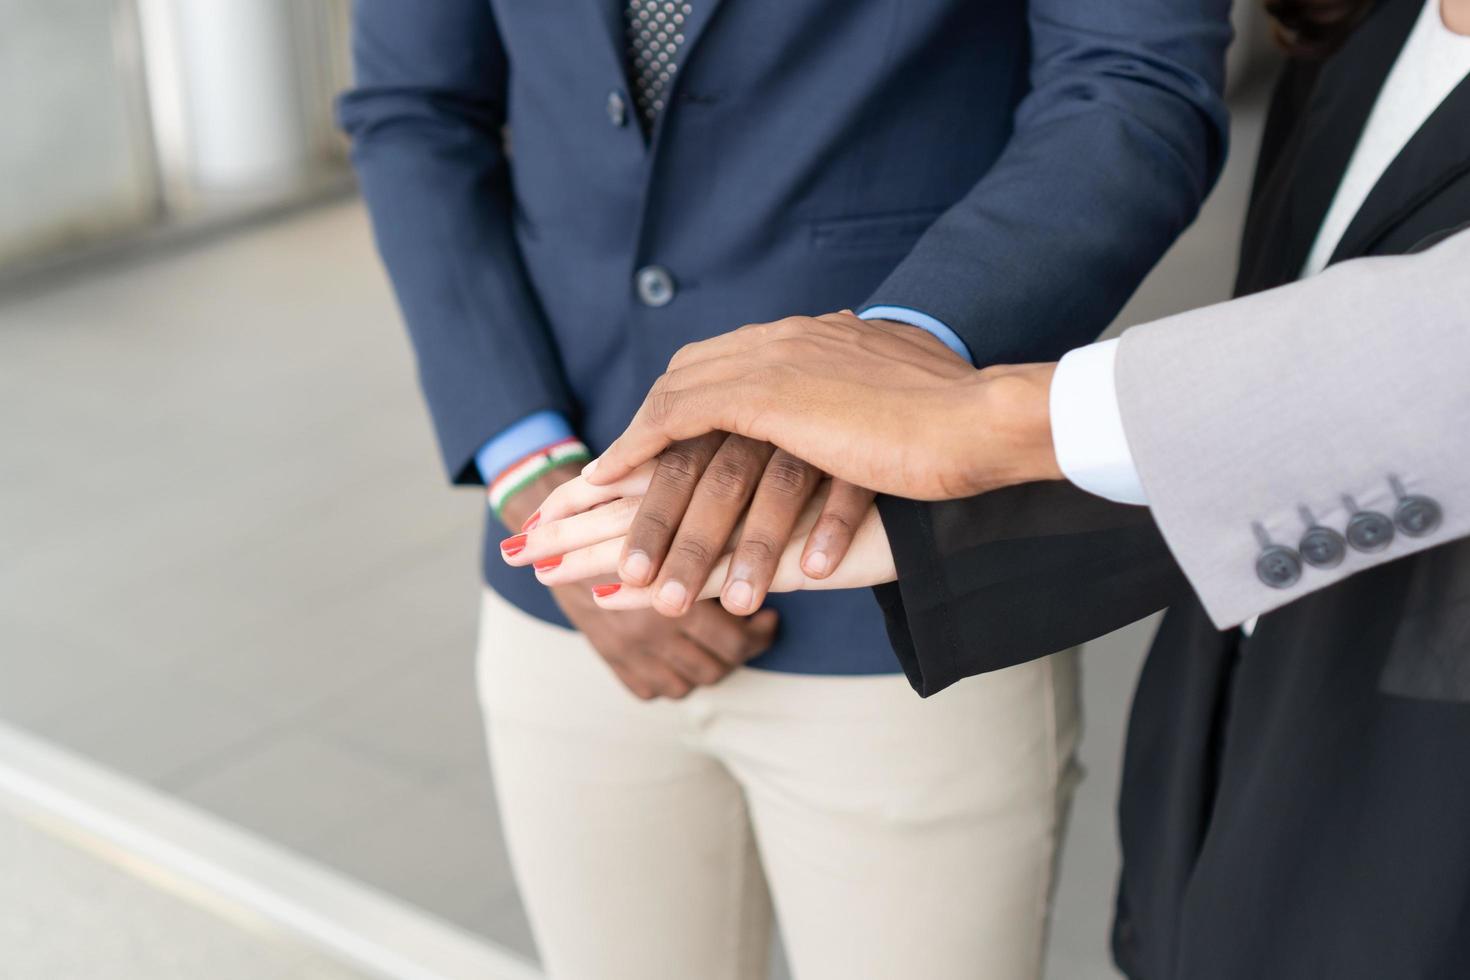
[1394,496,1441,536]
[1256,545,1303,589]
[1299,525,1346,568]
[1388,478,1443,538]
[1345,509,1394,552]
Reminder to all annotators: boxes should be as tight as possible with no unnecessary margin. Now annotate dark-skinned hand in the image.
[497,464,777,698]
[582,319,955,618]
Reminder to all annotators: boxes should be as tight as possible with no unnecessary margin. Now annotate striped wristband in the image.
[487,437,593,520]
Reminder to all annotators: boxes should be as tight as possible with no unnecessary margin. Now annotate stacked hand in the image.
[587,311,1061,500]
[497,466,777,700]
[501,464,895,612]
[501,311,1063,659]
[582,431,882,617]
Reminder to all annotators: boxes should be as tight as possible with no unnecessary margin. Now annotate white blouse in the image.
[1303,0,1470,275]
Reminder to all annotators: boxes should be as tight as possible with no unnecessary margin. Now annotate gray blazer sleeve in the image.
[1114,227,1470,628]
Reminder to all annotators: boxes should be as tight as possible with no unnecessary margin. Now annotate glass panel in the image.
[0,0,159,266]
[292,0,353,167]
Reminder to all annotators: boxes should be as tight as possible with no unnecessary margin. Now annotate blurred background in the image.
[0,2,1278,977]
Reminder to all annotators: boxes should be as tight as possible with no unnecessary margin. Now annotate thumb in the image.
[584,388,694,485]
[589,375,759,485]
[583,431,669,486]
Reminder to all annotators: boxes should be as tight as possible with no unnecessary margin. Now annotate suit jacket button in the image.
[607,90,628,127]
[1256,545,1303,589]
[636,265,676,307]
[1394,495,1442,537]
[1345,510,1394,552]
[1298,525,1346,568]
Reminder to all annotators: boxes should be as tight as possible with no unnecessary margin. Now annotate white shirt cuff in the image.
[1049,339,1148,506]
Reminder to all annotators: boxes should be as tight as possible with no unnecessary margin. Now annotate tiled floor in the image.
[0,804,369,979]
[0,82,1268,975]
[0,198,530,951]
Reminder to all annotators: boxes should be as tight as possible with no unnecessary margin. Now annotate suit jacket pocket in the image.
[1379,540,1470,703]
[809,208,945,253]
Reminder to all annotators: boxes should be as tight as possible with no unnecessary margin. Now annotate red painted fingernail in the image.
[520,511,541,532]
[500,534,527,557]
[533,556,562,572]
[592,583,622,598]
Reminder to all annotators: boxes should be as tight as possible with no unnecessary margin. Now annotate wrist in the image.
[869,318,960,359]
[489,437,592,526]
[496,461,585,531]
[963,363,1063,491]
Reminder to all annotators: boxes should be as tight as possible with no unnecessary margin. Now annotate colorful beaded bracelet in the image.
[488,437,593,521]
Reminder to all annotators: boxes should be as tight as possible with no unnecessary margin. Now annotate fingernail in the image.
[804,551,829,575]
[582,458,599,478]
[657,580,688,610]
[621,551,652,584]
[520,511,541,532]
[500,534,528,557]
[726,580,754,612]
[592,583,622,598]
[533,556,562,572]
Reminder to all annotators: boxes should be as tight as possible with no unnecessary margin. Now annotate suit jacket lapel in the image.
[666,0,727,74]
[590,0,728,151]
[1329,74,1470,262]
[584,0,634,93]
[1266,0,1425,282]
[590,0,729,88]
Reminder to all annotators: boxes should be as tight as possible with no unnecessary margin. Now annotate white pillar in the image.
[169,0,309,190]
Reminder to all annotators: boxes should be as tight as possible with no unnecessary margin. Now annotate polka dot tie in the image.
[626,1,692,130]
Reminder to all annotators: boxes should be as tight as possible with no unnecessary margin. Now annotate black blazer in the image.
[876,1,1470,976]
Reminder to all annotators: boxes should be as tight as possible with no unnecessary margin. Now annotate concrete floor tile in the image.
[173,732,428,853]
[306,784,521,942]
[29,672,281,787]
[482,889,540,962]
[179,546,480,718]
[0,809,368,980]
[0,620,148,727]
[310,644,487,785]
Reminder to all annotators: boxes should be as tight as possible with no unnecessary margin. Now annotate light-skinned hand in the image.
[502,472,896,610]
[498,464,776,697]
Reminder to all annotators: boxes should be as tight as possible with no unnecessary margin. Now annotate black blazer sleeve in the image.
[874,483,1191,697]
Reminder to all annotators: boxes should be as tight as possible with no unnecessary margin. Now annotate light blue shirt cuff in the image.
[474,410,576,483]
[857,305,974,365]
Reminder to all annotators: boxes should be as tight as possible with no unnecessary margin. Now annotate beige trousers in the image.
[476,589,1080,980]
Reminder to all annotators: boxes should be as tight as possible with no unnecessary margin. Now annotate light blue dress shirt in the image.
[474,409,576,483]
[856,306,975,364]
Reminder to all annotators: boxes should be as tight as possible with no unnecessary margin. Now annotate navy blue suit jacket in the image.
[339,0,1230,674]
